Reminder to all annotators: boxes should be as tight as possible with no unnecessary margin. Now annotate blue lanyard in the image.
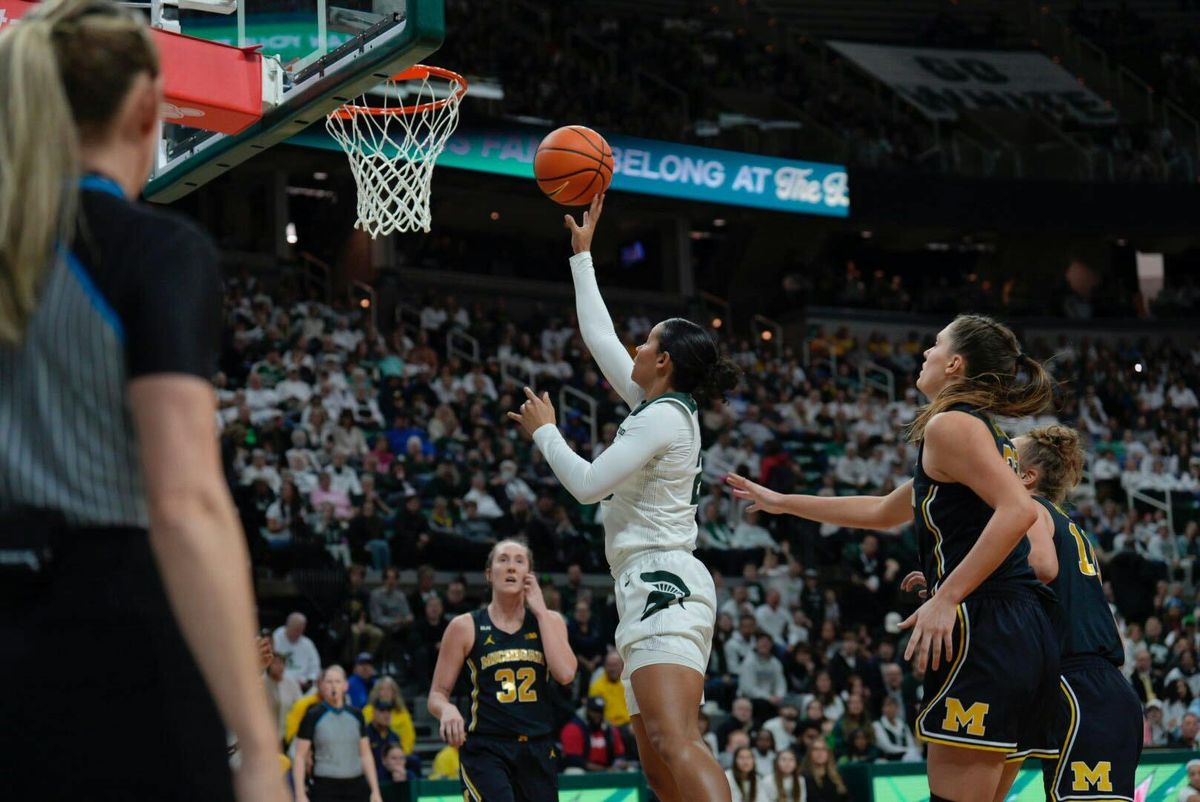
[79,174,125,199]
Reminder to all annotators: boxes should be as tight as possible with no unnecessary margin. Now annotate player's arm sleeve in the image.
[569,252,644,408]
[125,222,222,379]
[531,402,679,504]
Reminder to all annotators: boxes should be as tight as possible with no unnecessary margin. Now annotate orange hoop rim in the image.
[330,64,468,119]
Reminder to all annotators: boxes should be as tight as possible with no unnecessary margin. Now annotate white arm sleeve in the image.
[532,402,680,505]
[569,251,644,408]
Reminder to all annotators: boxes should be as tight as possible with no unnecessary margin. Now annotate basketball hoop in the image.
[326,65,467,237]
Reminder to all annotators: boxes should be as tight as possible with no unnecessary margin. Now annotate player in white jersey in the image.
[509,194,740,802]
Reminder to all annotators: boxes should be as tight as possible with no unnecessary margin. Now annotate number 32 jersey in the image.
[463,607,555,739]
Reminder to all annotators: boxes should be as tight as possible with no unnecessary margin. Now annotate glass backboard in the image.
[147,0,444,201]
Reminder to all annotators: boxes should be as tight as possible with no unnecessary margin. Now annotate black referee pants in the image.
[0,524,234,801]
[310,775,371,802]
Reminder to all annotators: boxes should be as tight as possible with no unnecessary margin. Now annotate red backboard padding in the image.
[0,0,263,135]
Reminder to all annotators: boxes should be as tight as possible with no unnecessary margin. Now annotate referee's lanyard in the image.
[80,174,125,199]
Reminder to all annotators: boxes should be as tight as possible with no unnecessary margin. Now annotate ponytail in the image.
[0,0,158,345]
[0,13,80,344]
[908,314,1055,441]
[657,317,741,405]
[1019,424,1085,504]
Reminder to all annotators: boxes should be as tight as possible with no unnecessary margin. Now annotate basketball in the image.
[534,125,614,206]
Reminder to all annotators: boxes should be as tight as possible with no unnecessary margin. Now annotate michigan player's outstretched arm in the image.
[509,386,684,504]
[563,194,645,409]
[428,613,475,747]
[725,474,914,531]
[901,411,1040,672]
[523,575,578,685]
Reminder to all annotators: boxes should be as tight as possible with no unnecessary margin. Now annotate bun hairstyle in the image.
[1019,424,1085,505]
[657,317,741,405]
[0,0,158,345]
[908,314,1055,441]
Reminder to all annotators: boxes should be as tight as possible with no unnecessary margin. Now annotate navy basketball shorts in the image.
[915,585,1059,754]
[459,734,558,802]
[1010,655,1144,802]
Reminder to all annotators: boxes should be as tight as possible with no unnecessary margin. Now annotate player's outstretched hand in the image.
[523,574,548,616]
[507,386,556,437]
[440,706,467,748]
[900,593,956,674]
[725,473,786,515]
[563,192,605,255]
[900,570,929,599]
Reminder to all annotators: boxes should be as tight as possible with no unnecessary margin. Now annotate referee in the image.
[0,2,285,800]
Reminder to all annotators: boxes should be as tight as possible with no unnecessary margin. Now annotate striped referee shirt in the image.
[0,174,221,529]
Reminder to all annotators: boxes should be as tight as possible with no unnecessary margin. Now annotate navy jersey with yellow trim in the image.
[462,608,554,739]
[912,404,1042,593]
[1035,496,1123,666]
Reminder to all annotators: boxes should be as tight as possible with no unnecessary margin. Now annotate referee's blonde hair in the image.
[0,0,158,344]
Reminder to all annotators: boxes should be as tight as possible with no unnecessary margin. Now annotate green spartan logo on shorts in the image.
[639,571,691,621]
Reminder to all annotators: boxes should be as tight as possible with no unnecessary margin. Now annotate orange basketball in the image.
[534,125,614,206]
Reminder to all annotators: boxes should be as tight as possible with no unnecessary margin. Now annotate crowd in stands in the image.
[775,252,1200,321]
[221,271,1200,787]
[434,0,1198,183]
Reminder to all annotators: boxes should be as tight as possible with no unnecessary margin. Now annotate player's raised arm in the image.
[563,194,644,408]
[726,474,915,531]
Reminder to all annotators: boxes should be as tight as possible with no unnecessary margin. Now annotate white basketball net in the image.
[325,67,465,237]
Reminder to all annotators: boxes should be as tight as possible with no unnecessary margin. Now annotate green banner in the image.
[869,754,1192,802]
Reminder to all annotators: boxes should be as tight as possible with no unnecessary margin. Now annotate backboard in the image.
[148,0,444,202]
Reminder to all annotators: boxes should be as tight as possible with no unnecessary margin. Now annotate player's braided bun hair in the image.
[657,317,741,405]
[1018,424,1085,505]
[0,0,158,344]
[908,313,1055,441]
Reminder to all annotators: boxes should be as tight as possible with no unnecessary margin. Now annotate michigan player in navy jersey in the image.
[729,314,1058,802]
[427,540,576,802]
[995,426,1141,802]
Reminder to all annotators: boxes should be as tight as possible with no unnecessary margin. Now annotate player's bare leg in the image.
[630,664,731,802]
[631,715,680,802]
[927,743,1006,802]
[991,758,1023,802]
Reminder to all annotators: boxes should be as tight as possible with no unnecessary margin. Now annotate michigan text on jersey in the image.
[480,648,547,670]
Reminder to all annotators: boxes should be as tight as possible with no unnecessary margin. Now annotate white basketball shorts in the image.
[611,549,716,716]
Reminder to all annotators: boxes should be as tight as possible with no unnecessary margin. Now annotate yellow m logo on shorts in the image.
[942,697,989,736]
[1070,761,1112,792]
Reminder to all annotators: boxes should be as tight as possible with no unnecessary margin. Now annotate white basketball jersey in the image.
[602,392,703,572]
